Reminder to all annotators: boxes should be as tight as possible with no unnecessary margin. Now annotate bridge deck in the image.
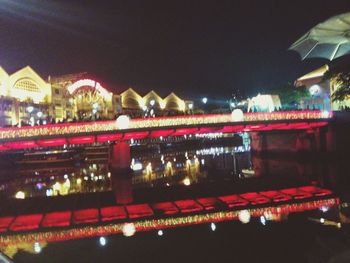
[0,185,338,247]
[0,111,333,151]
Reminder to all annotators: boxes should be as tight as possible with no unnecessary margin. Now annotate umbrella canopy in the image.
[289,12,350,60]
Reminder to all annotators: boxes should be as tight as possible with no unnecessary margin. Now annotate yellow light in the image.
[183,177,191,186]
[122,223,136,237]
[116,115,130,129]
[15,191,25,199]
[160,101,166,109]
[179,100,186,111]
[76,178,82,184]
[231,109,244,122]
[238,210,251,224]
[138,98,145,108]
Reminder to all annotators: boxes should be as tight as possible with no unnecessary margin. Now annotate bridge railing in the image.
[0,110,333,141]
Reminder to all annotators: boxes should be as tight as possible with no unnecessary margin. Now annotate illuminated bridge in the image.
[0,110,333,151]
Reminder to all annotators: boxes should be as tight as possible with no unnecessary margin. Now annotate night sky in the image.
[0,0,349,100]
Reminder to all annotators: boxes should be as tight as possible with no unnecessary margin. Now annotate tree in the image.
[271,83,310,109]
[324,71,350,102]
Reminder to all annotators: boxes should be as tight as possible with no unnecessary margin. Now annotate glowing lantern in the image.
[238,210,251,224]
[122,223,136,237]
[183,177,191,186]
[15,191,25,199]
[231,109,244,122]
[116,115,130,129]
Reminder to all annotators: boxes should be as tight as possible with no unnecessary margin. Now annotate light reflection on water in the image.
[0,145,253,200]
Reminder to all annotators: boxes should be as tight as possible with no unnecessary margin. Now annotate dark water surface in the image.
[0,136,348,263]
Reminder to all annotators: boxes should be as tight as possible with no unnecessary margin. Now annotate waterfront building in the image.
[0,66,193,126]
[295,64,350,111]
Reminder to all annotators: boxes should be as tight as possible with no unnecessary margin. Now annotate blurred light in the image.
[202,97,208,104]
[46,189,53,196]
[142,105,148,111]
[26,106,34,113]
[150,100,155,106]
[157,230,163,236]
[183,177,191,186]
[321,110,330,118]
[132,163,143,171]
[238,210,251,224]
[64,174,68,179]
[37,111,43,118]
[309,85,320,96]
[230,102,235,108]
[260,216,266,226]
[320,218,325,223]
[116,115,130,129]
[99,236,107,246]
[231,109,244,122]
[188,103,193,109]
[320,206,329,212]
[93,103,99,109]
[33,242,41,253]
[15,191,25,199]
[210,222,216,231]
[122,223,136,237]
[107,172,111,178]
[77,178,82,184]
[201,159,205,165]
[337,222,341,228]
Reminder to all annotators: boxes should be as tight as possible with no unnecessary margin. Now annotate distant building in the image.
[0,66,193,127]
[294,64,347,111]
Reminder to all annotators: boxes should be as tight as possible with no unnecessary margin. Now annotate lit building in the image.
[0,66,52,126]
[295,65,335,110]
[0,66,194,126]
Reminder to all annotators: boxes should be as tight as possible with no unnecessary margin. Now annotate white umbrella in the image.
[289,12,350,60]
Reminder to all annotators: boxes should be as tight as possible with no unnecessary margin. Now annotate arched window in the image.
[14,79,40,93]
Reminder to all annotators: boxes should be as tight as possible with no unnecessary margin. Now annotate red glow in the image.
[0,145,8,151]
[218,194,250,208]
[172,128,198,136]
[0,217,14,232]
[218,125,244,133]
[100,206,127,221]
[280,188,313,199]
[259,190,292,202]
[174,200,203,213]
[4,140,37,149]
[123,131,150,140]
[68,136,95,145]
[96,134,123,143]
[197,127,220,134]
[73,209,99,224]
[196,197,221,210]
[126,204,154,219]
[37,138,67,147]
[0,197,338,246]
[298,186,332,196]
[42,211,72,228]
[151,202,179,215]
[149,130,174,138]
[240,192,271,205]
[9,214,43,231]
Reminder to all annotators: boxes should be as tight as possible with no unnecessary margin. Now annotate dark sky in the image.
[0,0,349,100]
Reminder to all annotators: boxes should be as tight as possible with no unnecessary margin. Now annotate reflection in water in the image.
[0,145,253,200]
[0,135,345,260]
